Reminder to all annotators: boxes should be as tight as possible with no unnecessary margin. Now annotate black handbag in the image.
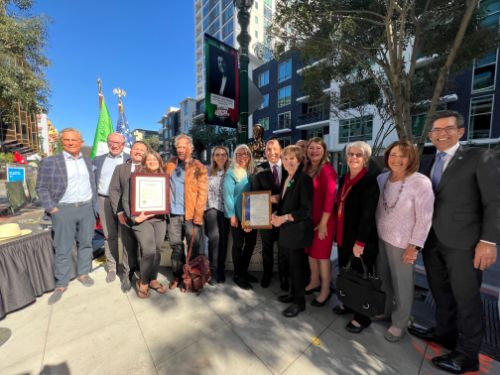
[336,255,386,316]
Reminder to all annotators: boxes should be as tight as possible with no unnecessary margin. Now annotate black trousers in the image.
[260,227,288,281]
[423,230,484,359]
[168,215,203,279]
[281,246,308,306]
[230,226,257,277]
[204,209,229,280]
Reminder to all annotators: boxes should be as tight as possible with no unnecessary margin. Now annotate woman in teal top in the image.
[224,144,257,290]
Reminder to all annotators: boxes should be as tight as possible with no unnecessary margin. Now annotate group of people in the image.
[35,109,499,374]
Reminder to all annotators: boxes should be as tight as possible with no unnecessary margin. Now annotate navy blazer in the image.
[92,152,130,189]
[36,152,98,213]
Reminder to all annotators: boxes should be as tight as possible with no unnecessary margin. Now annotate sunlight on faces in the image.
[176,138,192,161]
[265,140,281,164]
[107,133,125,156]
[307,141,324,164]
[387,146,410,175]
[347,147,365,173]
[61,131,83,157]
[428,116,464,152]
[282,153,300,175]
[235,149,250,168]
[131,143,148,163]
[145,154,160,172]
[213,147,228,169]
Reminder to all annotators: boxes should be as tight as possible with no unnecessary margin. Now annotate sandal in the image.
[135,280,149,299]
[149,281,167,294]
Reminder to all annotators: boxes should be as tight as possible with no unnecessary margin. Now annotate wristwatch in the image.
[410,244,422,251]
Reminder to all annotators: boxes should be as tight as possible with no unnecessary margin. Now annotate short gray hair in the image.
[174,134,194,149]
[346,141,372,166]
[107,132,125,142]
[60,128,83,141]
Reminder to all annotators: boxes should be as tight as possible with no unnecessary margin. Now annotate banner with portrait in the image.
[204,34,239,129]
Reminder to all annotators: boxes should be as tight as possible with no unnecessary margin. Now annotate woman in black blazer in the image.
[271,145,313,318]
[333,141,380,333]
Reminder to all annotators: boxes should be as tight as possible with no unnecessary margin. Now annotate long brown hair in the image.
[210,146,230,175]
[304,137,330,178]
[139,151,164,173]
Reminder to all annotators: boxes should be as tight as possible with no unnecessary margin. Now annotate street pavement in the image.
[0,207,499,374]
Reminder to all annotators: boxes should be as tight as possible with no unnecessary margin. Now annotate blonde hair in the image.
[230,144,255,182]
[282,145,303,162]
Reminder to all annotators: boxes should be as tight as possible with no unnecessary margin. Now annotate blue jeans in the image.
[52,201,95,288]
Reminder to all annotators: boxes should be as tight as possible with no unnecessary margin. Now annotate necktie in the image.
[431,152,446,191]
[272,165,280,188]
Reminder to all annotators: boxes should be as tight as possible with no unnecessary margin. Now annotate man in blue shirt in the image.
[36,128,98,305]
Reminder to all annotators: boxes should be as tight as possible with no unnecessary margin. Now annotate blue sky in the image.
[30,0,195,145]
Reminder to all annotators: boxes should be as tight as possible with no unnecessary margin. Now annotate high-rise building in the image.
[194,0,275,99]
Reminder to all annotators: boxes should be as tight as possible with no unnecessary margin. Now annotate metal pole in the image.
[235,1,253,144]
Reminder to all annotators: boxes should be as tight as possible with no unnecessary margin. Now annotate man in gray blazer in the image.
[92,132,130,283]
[409,110,500,374]
[108,141,148,291]
[36,128,98,304]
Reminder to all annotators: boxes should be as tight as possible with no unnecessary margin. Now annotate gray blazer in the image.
[421,146,500,250]
[109,162,133,220]
[36,152,98,213]
[92,152,130,190]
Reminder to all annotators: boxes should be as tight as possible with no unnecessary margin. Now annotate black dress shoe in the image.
[234,277,253,290]
[305,286,321,295]
[282,304,305,318]
[432,351,479,374]
[311,291,332,307]
[278,294,294,303]
[346,321,366,334]
[280,279,290,292]
[217,274,226,283]
[407,323,456,350]
[260,276,271,288]
[244,272,258,283]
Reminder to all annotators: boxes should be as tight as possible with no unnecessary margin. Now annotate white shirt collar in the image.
[62,151,82,160]
[438,142,460,159]
[269,159,282,168]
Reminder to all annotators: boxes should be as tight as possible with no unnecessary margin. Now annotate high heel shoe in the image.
[305,286,321,295]
[311,290,332,307]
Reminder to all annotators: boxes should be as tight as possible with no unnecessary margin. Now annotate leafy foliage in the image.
[0,0,50,121]
[189,124,236,154]
[272,0,497,148]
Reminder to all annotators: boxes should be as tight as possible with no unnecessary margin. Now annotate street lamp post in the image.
[234,0,254,144]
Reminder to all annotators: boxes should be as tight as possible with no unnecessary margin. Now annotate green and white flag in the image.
[90,98,113,159]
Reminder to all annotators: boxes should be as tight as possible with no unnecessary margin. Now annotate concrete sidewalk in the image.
[0,265,499,375]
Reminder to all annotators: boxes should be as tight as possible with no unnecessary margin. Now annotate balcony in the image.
[297,110,330,126]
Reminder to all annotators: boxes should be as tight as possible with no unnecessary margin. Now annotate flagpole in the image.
[113,87,126,114]
[97,78,103,110]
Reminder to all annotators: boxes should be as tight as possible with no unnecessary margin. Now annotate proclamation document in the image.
[131,173,170,216]
[242,191,272,229]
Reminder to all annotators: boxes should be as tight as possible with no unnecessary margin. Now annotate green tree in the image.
[0,0,50,122]
[272,0,496,151]
[189,124,236,156]
[143,136,161,152]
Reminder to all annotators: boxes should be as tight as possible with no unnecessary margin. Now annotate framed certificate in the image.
[242,191,272,229]
[131,173,170,216]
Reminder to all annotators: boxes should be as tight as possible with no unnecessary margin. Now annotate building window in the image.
[222,3,233,24]
[278,59,292,82]
[469,95,493,139]
[264,0,273,6]
[260,94,269,109]
[255,30,258,38]
[258,117,269,130]
[264,5,273,20]
[278,137,291,148]
[307,128,324,139]
[472,50,497,92]
[338,115,373,143]
[278,111,292,129]
[255,16,258,24]
[278,85,291,107]
[223,33,234,46]
[222,18,233,38]
[255,1,258,9]
[258,70,269,87]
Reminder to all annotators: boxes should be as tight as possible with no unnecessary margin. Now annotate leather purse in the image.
[182,226,211,293]
[336,255,386,316]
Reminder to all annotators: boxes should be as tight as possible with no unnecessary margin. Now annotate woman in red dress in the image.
[304,137,337,306]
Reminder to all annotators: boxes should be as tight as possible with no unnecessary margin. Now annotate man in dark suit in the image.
[92,132,130,283]
[252,139,289,289]
[36,128,98,304]
[108,141,149,292]
[409,110,500,374]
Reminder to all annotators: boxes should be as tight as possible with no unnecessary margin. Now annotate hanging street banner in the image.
[205,34,239,129]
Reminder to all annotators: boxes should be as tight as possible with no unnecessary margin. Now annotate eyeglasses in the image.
[429,126,459,134]
[347,152,363,158]
[236,152,250,158]
[108,141,124,146]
